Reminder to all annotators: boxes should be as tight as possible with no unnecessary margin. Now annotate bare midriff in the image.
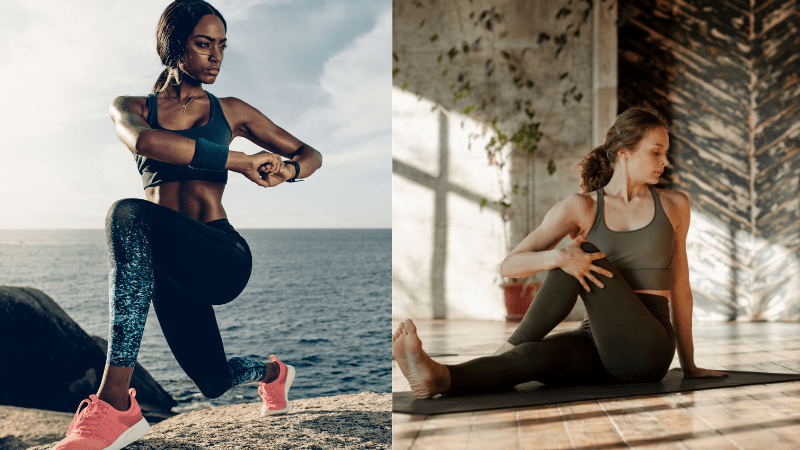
[144,180,227,224]
[635,289,670,299]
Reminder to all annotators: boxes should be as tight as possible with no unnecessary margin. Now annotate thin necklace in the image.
[163,90,203,114]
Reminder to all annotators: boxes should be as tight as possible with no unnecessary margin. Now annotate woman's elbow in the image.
[498,258,513,278]
[313,149,323,169]
[130,133,148,156]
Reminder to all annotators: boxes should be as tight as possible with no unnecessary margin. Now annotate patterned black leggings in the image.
[447,242,676,393]
[105,198,266,398]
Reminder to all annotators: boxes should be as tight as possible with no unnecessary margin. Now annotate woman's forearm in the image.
[499,249,563,278]
[133,129,251,173]
[133,129,196,164]
[671,293,697,372]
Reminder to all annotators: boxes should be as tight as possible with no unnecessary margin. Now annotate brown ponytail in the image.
[576,106,670,193]
[152,69,169,94]
[577,145,615,193]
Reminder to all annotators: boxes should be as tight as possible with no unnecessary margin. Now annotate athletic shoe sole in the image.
[261,364,296,416]
[105,417,150,450]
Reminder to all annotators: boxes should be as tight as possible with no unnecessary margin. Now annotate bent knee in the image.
[580,241,602,254]
[106,198,151,230]
[193,378,229,399]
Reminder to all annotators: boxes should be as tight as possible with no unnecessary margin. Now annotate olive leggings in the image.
[446,242,676,393]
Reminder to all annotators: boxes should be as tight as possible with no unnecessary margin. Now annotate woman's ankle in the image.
[261,361,280,384]
[96,390,131,411]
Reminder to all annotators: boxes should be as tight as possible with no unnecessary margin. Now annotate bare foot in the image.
[392,319,451,399]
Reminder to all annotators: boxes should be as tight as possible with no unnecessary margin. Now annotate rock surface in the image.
[0,286,175,420]
[18,392,390,450]
[0,405,72,450]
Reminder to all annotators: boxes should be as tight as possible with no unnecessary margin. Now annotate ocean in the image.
[0,228,390,413]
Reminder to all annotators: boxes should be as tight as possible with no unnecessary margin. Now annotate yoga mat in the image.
[392,368,800,415]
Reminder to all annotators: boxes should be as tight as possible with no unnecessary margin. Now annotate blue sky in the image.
[0,0,390,228]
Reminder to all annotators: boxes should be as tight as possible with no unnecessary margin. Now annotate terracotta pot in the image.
[502,282,542,321]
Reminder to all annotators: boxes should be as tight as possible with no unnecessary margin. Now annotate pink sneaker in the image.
[258,354,296,416]
[53,388,150,450]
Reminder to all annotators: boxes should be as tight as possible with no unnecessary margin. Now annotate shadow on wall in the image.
[392,88,507,320]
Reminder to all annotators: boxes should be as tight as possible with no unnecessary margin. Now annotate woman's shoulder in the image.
[653,187,689,209]
[653,187,690,230]
[217,96,253,110]
[560,192,597,217]
[217,96,262,121]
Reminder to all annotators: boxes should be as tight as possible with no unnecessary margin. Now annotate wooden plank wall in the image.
[618,0,800,321]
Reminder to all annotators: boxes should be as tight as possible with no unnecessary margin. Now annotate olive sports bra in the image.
[135,91,233,189]
[586,186,675,290]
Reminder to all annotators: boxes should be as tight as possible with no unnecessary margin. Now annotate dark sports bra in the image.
[586,186,675,290]
[135,91,233,189]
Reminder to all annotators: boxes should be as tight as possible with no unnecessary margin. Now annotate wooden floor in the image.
[392,320,800,449]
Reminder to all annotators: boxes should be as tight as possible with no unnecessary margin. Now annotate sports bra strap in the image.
[589,187,605,235]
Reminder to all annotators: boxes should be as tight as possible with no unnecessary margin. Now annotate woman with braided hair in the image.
[393,106,726,399]
[54,1,322,448]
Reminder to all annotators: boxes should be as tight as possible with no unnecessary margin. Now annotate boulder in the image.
[0,286,175,422]
[25,392,391,450]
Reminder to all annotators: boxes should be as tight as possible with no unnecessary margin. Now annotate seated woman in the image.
[393,107,727,398]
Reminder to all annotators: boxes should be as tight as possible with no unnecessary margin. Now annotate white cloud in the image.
[0,0,391,228]
[291,8,391,166]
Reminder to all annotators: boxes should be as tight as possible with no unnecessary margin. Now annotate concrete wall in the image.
[393,0,617,320]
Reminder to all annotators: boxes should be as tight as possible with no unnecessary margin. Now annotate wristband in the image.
[190,138,228,172]
[285,160,303,182]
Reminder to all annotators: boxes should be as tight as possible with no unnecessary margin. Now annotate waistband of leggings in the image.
[204,218,249,251]
[204,218,235,233]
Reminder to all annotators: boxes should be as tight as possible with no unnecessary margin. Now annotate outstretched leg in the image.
[448,324,612,393]
[435,242,675,394]
[392,320,452,398]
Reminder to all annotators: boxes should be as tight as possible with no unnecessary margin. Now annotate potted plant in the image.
[502,276,542,321]
[476,116,547,321]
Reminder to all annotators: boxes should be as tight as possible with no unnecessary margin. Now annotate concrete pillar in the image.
[593,0,618,146]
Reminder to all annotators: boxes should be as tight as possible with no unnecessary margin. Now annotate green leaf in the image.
[401,82,408,91]
[430,34,439,42]
[548,159,556,175]
[392,52,399,62]
[392,68,399,77]
[480,199,488,209]
[460,105,476,115]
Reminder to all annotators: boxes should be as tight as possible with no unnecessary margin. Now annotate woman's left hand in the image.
[683,367,729,378]
[258,159,293,187]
